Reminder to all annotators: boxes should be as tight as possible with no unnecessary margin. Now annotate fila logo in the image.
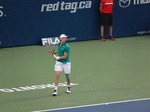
[119,0,131,8]
[41,37,60,46]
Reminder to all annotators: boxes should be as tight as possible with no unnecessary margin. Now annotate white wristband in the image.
[53,54,60,60]
[56,56,60,60]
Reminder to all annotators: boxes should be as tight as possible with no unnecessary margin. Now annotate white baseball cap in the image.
[60,34,68,38]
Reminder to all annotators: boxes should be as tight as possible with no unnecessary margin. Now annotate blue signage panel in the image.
[0,0,150,47]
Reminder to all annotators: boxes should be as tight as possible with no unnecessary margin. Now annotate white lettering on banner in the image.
[134,0,150,4]
[119,0,131,8]
[0,6,4,17]
[41,2,59,12]
[0,82,78,93]
[42,37,60,46]
[60,1,78,13]
[41,1,92,13]
[119,0,150,8]
[41,37,76,46]
[137,30,150,35]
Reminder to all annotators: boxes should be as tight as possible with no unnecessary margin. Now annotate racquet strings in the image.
[45,44,57,54]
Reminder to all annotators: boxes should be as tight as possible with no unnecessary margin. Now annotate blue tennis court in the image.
[33,98,150,112]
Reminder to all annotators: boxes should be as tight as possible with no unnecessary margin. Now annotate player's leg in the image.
[52,71,61,96]
[100,14,107,41]
[52,61,62,96]
[109,25,113,37]
[109,25,115,40]
[63,62,71,94]
[109,13,115,40]
[66,74,71,94]
[100,25,106,41]
[100,25,104,37]
[66,74,71,86]
[54,71,61,89]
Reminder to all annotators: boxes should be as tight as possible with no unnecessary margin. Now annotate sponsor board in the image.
[137,30,150,35]
[119,0,150,8]
[41,1,92,13]
[41,37,76,46]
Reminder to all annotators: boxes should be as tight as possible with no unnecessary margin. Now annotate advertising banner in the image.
[0,0,150,47]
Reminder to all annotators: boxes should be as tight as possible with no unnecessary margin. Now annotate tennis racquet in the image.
[45,43,57,55]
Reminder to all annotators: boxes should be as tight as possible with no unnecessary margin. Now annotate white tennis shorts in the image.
[55,61,71,74]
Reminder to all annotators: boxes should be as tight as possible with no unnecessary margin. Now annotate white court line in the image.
[32,97,150,112]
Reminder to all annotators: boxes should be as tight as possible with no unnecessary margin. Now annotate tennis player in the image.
[99,0,115,41]
[52,34,71,96]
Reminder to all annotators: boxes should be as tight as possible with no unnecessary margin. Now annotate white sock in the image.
[54,86,58,90]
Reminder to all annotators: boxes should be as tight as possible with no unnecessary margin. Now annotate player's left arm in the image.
[60,45,70,59]
[59,52,68,59]
[54,52,68,60]
[54,45,70,60]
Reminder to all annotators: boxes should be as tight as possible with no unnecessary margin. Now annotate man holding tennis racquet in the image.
[52,34,71,96]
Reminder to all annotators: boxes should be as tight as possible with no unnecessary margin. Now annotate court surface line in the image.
[32,98,150,112]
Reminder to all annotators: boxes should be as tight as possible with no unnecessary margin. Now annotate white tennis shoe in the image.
[66,87,71,94]
[52,90,58,96]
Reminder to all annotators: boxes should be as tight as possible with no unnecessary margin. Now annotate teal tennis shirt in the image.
[57,43,70,64]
